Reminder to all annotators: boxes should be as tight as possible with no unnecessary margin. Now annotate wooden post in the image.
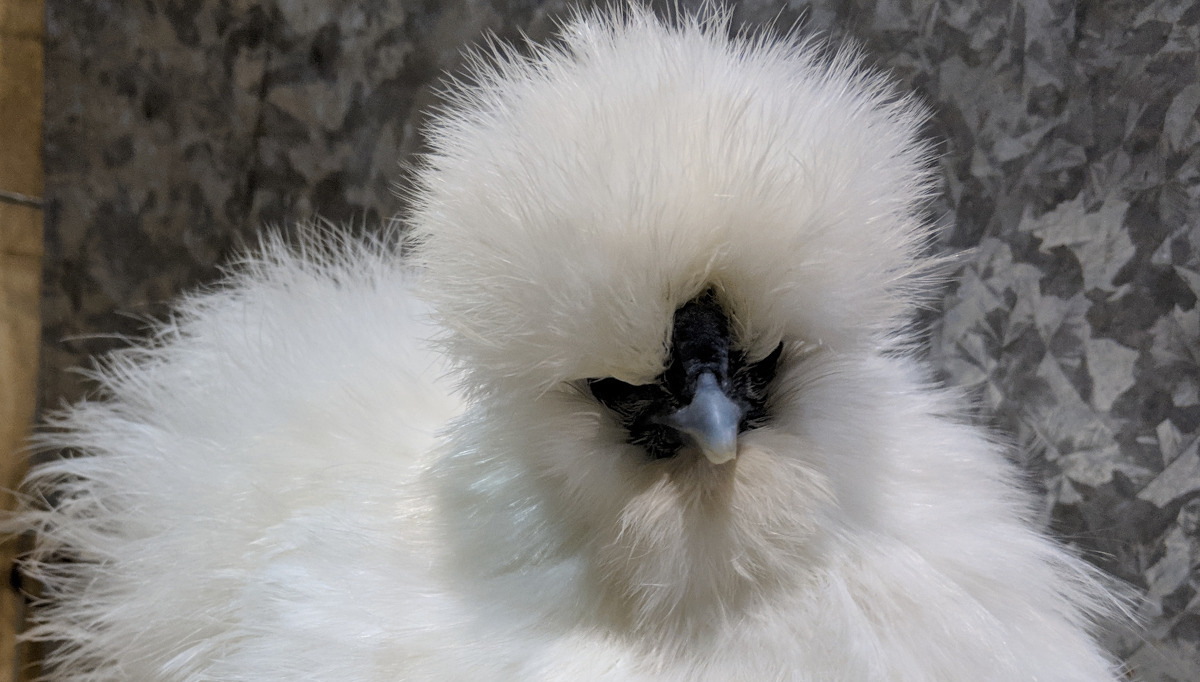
[0,0,43,679]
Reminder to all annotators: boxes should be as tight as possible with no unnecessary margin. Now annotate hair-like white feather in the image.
[13,6,1125,681]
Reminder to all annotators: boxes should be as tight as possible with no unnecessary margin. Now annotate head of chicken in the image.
[408,8,940,647]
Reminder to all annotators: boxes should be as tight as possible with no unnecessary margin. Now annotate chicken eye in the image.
[730,342,784,429]
[587,377,684,460]
[586,377,668,419]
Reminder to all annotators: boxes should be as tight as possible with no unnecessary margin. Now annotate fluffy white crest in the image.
[410,6,936,395]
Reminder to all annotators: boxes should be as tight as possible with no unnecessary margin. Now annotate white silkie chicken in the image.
[17,7,1123,681]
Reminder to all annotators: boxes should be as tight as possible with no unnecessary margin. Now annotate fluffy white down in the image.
[16,7,1124,682]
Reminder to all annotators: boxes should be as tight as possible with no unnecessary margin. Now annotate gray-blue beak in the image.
[663,372,743,464]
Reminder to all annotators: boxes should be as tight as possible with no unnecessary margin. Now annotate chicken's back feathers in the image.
[14,7,1125,682]
[19,233,468,679]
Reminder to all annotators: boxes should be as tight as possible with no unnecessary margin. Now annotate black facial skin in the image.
[589,290,783,460]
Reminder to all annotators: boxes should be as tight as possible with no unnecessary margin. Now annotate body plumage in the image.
[17,7,1122,681]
